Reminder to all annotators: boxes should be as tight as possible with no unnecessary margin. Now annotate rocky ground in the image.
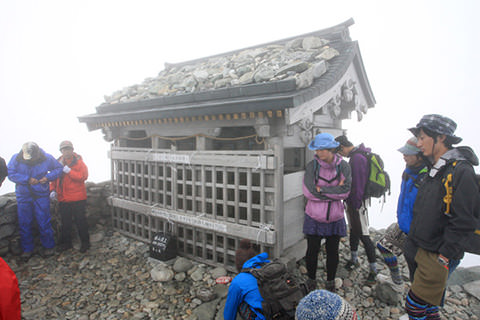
[3,225,480,320]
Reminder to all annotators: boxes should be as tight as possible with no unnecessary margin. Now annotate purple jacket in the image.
[346,144,370,210]
[303,154,351,223]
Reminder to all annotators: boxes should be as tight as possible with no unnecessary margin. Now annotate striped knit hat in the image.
[295,290,357,320]
[398,137,421,155]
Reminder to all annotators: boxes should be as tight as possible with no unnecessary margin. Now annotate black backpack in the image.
[353,150,391,200]
[242,260,308,319]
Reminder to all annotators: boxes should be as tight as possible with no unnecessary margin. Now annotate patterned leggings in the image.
[405,290,440,320]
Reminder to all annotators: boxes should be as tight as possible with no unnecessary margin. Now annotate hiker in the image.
[0,258,21,319]
[404,114,478,319]
[224,239,267,320]
[375,137,427,293]
[295,289,358,320]
[7,142,63,262]
[335,135,378,284]
[0,156,7,187]
[302,133,351,292]
[50,140,90,253]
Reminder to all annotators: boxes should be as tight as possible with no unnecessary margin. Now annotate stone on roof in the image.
[103,37,339,106]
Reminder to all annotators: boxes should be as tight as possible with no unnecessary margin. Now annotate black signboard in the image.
[150,232,177,261]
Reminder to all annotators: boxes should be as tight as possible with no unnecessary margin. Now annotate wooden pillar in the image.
[267,136,284,258]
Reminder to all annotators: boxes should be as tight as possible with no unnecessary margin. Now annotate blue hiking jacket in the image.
[397,165,427,234]
[224,252,269,320]
[7,149,63,201]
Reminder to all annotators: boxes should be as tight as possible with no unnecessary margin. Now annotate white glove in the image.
[63,165,71,174]
[50,191,57,201]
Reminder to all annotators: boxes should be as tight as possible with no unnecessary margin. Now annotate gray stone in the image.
[312,61,327,79]
[190,267,205,282]
[193,298,221,320]
[375,282,403,305]
[275,61,309,76]
[196,287,216,302]
[173,257,194,273]
[151,265,174,282]
[285,38,303,50]
[302,36,328,50]
[238,71,254,85]
[253,68,274,83]
[174,272,186,282]
[210,267,227,279]
[296,68,314,89]
[193,70,209,81]
[448,266,480,286]
[463,280,480,301]
[0,197,10,208]
[316,47,340,60]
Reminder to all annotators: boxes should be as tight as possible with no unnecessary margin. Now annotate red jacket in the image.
[51,153,88,202]
[0,258,21,320]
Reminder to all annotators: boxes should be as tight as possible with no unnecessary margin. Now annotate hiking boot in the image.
[306,278,317,292]
[377,273,403,293]
[41,248,55,258]
[57,243,73,253]
[21,251,33,263]
[365,271,377,285]
[80,243,90,253]
[344,260,359,271]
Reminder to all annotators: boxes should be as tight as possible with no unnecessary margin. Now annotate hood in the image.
[352,143,371,155]
[16,147,47,166]
[242,252,269,269]
[315,153,343,168]
[442,146,479,166]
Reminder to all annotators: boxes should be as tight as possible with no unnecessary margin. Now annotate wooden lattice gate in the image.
[109,147,295,271]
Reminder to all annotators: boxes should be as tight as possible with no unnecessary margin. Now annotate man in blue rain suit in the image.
[8,142,63,262]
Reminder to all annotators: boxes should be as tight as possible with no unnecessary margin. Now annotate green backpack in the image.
[355,150,391,200]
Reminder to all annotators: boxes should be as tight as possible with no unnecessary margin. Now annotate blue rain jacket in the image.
[397,165,427,234]
[224,252,269,320]
[7,149,63,201]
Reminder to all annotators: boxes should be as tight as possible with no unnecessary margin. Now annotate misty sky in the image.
[1,0,480,266]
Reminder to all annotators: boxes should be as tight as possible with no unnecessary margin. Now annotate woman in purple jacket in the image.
[303,133,351,292]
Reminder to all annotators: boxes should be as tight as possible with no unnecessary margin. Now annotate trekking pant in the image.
[349,233,376,263]
[59,200,90,246]
[404,240,461,308]
[17,196,55,252]
[305,235,341,281]
[347,206,376,263]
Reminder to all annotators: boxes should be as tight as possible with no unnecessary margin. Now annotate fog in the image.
[1,0,479,266]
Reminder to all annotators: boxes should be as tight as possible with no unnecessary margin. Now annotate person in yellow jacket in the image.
[50,141,90,253]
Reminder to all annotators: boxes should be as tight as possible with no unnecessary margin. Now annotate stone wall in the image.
[0,181,111,256]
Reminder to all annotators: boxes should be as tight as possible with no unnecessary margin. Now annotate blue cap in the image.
[308,133,340,150]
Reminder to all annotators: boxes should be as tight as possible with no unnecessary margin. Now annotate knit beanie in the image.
[295,290,357,320]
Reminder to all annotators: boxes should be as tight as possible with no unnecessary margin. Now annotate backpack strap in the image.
[313,157,341,185]
[442,161,457,217]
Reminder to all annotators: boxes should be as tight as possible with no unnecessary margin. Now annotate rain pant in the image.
[7,149,63,252]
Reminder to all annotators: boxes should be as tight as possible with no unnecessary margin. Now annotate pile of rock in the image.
[2,184,480,319]
[2,226,480,319]
[0,193,19,255]
[103,36,339,105]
